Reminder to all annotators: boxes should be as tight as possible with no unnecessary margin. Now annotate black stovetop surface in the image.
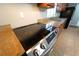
[22,28,50,51]
[14,23,56,51]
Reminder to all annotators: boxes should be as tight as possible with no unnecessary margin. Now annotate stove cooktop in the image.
[14,23,56,51]
[22,27,56,51]
[22,28,50,51]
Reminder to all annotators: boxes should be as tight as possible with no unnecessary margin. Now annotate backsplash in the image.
[0,4,43,28]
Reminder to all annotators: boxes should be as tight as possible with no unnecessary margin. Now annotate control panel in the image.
[26,42,47,56]
[40,43,46,49]
[33,49,39,56]
[26,28,58,56]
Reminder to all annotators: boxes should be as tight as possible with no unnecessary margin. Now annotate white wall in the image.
[47,3,60,18]
[40,9,47,18]
[69,4,79,27]
[47,3,57,18]
[0,4,42,28]
[39,3,59,18]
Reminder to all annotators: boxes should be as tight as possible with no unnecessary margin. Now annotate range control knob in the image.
[40,43,46,49]
[33,49,39,56]
[55,31,57,34]
[55,29,58,34]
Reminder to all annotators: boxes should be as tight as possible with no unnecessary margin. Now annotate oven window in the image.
[46,32,56,44]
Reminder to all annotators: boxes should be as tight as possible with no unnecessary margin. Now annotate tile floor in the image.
[48,27,79,56]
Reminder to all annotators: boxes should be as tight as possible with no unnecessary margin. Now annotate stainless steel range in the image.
[14,23,59,56]
[26,27,58,56]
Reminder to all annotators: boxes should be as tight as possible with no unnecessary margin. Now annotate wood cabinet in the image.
[37,3,55,9]
[0,25,25,56]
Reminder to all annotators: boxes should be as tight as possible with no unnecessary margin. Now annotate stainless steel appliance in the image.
[26,25,59,56]
[14,23,59,56]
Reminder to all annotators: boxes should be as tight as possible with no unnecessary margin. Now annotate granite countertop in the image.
[38,17,67,27]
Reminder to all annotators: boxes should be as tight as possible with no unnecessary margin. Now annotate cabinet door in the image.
[0,25,25,56]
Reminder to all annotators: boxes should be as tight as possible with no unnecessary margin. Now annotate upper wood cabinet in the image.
[37,3,55,9]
